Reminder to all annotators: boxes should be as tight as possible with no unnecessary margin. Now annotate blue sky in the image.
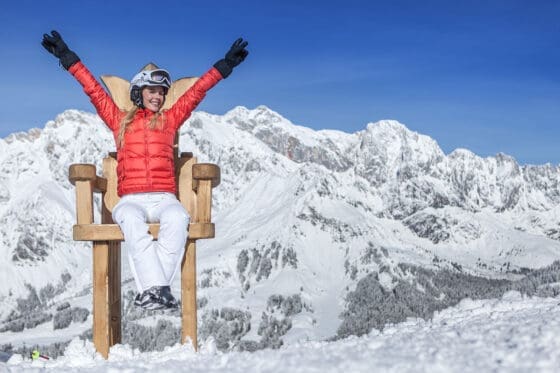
[1,0,559,164]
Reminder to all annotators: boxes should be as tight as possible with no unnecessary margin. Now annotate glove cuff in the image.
[60,50,80,70]
[213,59,233,79]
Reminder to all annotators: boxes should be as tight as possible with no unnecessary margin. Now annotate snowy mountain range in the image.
[1,106,560,352]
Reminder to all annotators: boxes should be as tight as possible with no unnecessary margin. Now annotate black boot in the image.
[160,286,179,309]
[134,286,167,310]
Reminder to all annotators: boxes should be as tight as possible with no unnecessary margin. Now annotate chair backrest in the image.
[100,62,199,112]
[102,155,120,214]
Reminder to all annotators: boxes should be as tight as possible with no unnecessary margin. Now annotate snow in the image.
[4,292,560,372]
[3,107,560,371]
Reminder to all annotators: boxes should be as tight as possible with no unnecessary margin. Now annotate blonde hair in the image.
[117,107,165,148]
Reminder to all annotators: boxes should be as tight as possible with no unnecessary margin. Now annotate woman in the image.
[42,30,248,310]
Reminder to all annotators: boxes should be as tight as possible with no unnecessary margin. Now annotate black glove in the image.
[42,30,80,70]
[213,38,249,78]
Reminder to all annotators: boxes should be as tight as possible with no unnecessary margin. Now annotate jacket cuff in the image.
[213,59,232,79]
[60,50,81,71]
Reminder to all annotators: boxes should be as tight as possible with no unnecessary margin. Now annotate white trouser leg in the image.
[149,196,190,284]
[122,241,143,293]
[112,196,167,292]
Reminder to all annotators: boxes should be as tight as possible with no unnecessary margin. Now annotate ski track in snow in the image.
[3,292,560,372]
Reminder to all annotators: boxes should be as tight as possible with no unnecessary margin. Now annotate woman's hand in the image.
[42,30,80,70]
[213,38,249,79]
[225,38,249,68]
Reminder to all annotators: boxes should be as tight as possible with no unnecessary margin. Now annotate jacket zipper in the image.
[144,111,152,190]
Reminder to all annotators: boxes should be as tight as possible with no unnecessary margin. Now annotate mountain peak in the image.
[449,148,477,159]
[3,128,43,144]
[366,119,408,131]
[225,105,286,124]
[359,119,445,164]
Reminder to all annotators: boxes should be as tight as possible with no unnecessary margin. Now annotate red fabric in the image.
[69,62,222,196]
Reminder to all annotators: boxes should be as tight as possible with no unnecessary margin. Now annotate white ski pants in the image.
[112,192,190,293]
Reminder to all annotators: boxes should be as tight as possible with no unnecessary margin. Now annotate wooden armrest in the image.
[191,163,220,223]
[69,164,108,225]
[69,164,107,192]
[192,163,220,189]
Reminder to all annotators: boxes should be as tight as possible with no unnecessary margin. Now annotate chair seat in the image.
[72,222,215,241]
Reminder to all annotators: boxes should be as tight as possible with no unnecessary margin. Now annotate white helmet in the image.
[129,69,172,107]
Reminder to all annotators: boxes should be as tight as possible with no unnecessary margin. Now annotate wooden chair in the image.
[67,64,220,358]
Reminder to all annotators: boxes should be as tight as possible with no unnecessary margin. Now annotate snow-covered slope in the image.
[5,292,560,372]
[1,106,560,347]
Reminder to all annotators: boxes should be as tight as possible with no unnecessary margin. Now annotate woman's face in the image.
[142,86,166,112]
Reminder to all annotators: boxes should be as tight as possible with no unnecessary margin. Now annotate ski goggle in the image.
[147,69,171,87]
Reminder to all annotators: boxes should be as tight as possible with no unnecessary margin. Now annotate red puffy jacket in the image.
[69,62,222,196]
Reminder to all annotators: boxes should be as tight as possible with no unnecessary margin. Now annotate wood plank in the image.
[103,199,121,350]
[91,240,121,358]
[177,156,197,218]
[102,157,120,213]
[195,180,213,223]
[73,223,214,241]
[92,241,110,359]
[75,180,93,225]
[107,240,121,349]
[181,239,197,350]
[94,177,107,193]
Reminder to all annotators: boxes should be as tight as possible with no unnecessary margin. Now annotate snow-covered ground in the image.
[4,291,560,372]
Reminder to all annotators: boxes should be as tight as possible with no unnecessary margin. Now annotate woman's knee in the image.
[160,205,190,227]
[113,203,146,225]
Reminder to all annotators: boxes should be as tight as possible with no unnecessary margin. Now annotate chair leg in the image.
[92,241,121,358]
[181,239,197,350]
